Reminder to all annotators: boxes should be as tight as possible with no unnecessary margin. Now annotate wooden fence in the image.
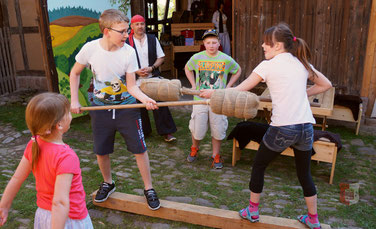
[233,0,372,95]
[0,27,17,95]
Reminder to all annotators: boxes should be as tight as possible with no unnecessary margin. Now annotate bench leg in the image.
[329,147,338,184]
[355,121,360,136]
[322,116,327,131]
[355,105,362,135]
[232,139,241,166]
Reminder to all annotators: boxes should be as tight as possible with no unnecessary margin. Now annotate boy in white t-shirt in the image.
[69,9,161,210]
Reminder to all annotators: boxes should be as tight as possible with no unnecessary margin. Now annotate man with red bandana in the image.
[126,15,177,142]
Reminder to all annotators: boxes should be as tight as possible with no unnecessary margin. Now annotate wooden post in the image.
[164,0,170,21]
[14,0,29,71]
[91,191,331,229]
[232,0,235,58]
[0,1,17,95]
[131,0,145,17]
[361,0,376,117]
[35,0,59,92]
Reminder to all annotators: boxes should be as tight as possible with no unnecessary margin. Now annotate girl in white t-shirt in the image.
[201,23,332,229]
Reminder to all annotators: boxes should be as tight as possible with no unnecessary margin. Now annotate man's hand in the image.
[136,68,149,77]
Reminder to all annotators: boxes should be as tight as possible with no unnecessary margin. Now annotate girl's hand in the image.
[0,207,9,226]
[144,98,158,110]
[199,89,214,99]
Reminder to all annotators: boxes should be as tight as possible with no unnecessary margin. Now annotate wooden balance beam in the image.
[91,191,331,228]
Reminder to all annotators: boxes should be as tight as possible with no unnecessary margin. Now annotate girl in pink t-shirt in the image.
[0,92,93,228]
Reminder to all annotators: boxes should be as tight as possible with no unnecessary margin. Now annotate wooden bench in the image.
[326,104,363,135]
[232,139,338,184]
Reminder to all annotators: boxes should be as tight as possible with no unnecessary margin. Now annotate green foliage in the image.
[109,0,131,15]
[157,0,176,20]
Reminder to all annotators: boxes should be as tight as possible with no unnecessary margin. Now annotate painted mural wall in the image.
[48,1,130,116]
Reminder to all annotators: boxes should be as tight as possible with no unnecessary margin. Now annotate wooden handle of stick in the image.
[80,100,209,111]
[180,87,201,96]
[259,95,321,107]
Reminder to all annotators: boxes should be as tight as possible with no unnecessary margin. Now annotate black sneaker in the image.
[144,188,161,210]
[94,181,116,203]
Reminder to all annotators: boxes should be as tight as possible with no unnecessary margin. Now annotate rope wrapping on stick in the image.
[140,78,182,101]
[210,89,259,119]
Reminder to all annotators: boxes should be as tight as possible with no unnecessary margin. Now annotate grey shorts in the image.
[189,104,228,140]
[89,108,147,155]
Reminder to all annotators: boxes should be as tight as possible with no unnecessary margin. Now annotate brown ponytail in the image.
[25,92,70,169]
[30,137,40,170]
[294,37,316,78]
[263,22,317,78]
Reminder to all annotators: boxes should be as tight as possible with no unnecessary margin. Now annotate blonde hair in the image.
[25,92,70,169]
[99,9,129,33]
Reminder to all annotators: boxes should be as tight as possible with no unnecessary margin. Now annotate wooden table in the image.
[171,44,202,78]
[170,23,214,78]
[258,87,335,129]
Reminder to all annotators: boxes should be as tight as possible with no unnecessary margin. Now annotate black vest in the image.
[126,33,161,77]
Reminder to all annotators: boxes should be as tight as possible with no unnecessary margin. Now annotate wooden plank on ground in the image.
[91,191,331,229]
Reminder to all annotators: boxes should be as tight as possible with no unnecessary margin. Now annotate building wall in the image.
[233,0,372,96]
[6,0,47,90]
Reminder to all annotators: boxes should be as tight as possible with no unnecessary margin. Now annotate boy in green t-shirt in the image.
[184,29,241,169]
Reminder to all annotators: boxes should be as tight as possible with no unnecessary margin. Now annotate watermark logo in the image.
[340,183,359,205]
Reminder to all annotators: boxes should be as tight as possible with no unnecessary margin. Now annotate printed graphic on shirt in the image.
[198,61,226,90]
[87,66,135,105]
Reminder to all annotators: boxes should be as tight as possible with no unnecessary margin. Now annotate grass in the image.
[0,104,376,228]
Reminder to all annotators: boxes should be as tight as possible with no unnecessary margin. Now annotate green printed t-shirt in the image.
[186,51,240,100]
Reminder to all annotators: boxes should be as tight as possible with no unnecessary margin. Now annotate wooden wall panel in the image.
[233,0,372,96]
[19,0,38,27]
[361,0,376,116]
[25,33,44,69]
[9,34,23,71]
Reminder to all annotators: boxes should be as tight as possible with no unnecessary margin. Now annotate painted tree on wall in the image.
[109,0,131,15]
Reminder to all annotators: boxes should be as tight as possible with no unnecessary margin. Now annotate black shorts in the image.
[89,108,147,155]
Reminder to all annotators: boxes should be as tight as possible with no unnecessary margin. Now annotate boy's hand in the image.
[143,98,158,110]
[70,101,82,114]
[199,89,214,99]
[0,207,9,226]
